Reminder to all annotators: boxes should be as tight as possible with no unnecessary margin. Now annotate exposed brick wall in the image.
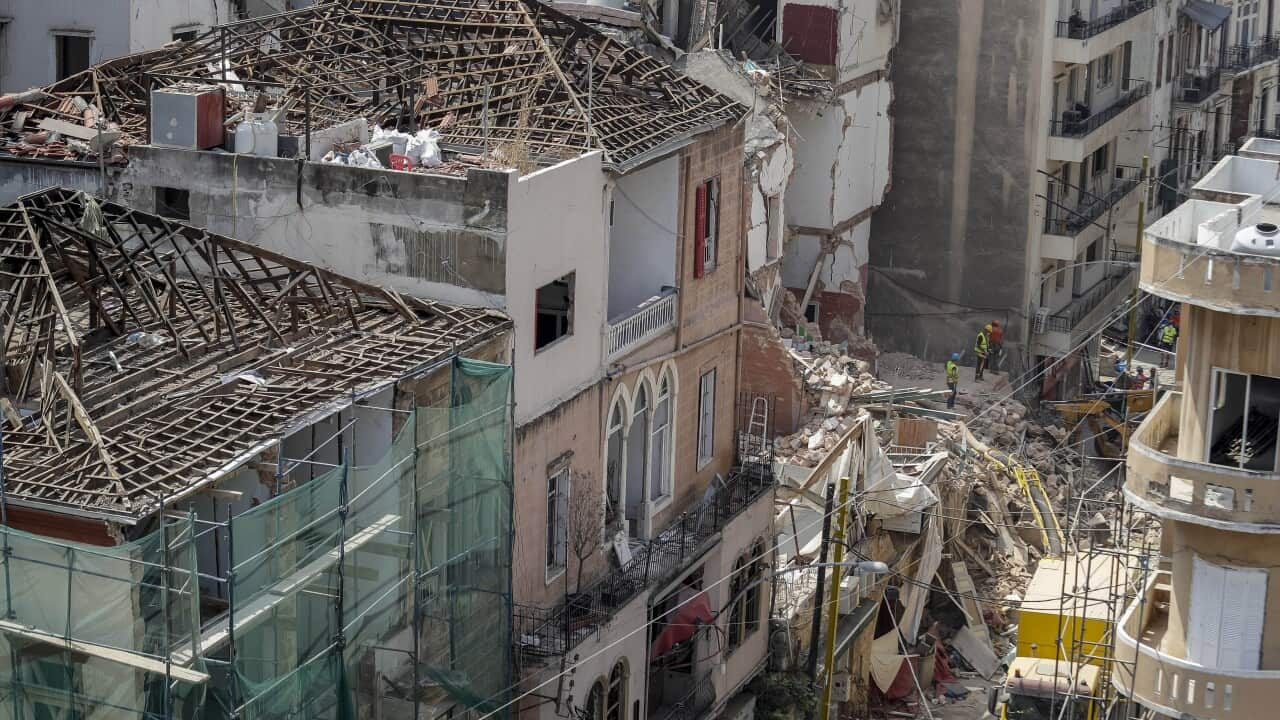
[740,323,807,435]
[679,124,745,345]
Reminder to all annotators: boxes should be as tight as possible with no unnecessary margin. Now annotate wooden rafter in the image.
[0,187,510,519]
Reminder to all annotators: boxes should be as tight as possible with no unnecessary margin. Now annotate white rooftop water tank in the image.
[1231,222,1280,257]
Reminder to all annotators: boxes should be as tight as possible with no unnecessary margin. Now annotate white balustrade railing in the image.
[606,289,678,361]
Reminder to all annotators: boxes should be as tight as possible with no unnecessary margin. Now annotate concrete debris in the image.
[773,339,888,466]
[879,352,940,381]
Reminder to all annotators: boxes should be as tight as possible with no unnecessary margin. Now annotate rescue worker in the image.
[985,320,1004,373]
[946,352,960,409]
[974,325,990,381]
[1134,367,1149,390]
[1159,321,1178,368]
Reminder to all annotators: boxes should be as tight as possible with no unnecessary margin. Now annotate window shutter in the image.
[694,183,707,278]
[555,475,570,567]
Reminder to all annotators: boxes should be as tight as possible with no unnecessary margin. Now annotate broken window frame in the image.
[53,31,92,82]
[534,272,575,352]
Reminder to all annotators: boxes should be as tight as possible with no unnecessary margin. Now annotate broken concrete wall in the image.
[780,225,870,341]
[0,159,105,204]
[869,0,1044,361]
[740,321,808,435]
[115,145,509,306]
[680,51,795,313]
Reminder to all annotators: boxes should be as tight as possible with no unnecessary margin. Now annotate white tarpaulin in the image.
[862,443,940,519]
[897,513,943,641]
[870,630,906,693]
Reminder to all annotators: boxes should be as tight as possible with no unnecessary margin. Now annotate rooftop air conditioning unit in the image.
[150,84,225,150]
[1232,222,1280,257]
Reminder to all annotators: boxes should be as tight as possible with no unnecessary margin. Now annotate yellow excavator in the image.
[1047,389,1153,459]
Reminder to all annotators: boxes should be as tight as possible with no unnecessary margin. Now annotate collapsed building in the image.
[0,187,515,718]
[0,2,800,720]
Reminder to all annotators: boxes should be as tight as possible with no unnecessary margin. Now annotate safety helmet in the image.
[951,352,961,361]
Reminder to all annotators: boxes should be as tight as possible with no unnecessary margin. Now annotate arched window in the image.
[726,539,767,653]
[606,661,627,720]
[606,400,626,529]
[650,374,672,503]
[583,679,606,720]
[624,385,649,536]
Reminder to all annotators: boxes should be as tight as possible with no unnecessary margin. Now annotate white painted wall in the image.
[775,0,895,83]
[786,80,892,232]
[609,155,679,317]
[507,152,609,425]
[0,0,230,92]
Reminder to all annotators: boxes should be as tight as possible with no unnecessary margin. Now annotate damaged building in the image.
[0,2,799,719]
[871,0,1164,397]
[0,186,515,718]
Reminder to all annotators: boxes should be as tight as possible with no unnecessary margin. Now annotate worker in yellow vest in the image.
[946,353,960,409]
[1158,321,1178,368]
[974,326,990,381]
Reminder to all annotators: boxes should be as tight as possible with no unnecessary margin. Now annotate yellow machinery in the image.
[982,451,1065,558]
[1048,389,1153,459]
[1016,554,1117,665]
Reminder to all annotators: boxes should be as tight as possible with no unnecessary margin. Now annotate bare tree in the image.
[567,476,606,595]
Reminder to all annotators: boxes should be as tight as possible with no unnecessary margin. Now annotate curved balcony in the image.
[1115,570,1280,718]
[1126,391,1280,530]
[1140,231,1280,317]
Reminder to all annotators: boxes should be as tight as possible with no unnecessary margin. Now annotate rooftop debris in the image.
[0,0,743,172]
[0,187,509,520]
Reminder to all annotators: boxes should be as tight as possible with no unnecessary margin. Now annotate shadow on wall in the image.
[865,269,1019,363]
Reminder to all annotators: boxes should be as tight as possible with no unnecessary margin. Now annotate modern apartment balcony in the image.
[1140,219,1280,317]
[606,287,678,361]
[1115,570,1280,719]
[1043,165,1142,244]
[1048,80,1151,163]
[1174,68,1224,106]
[1126,391,1280,528]
[1053,0,1154,65]
[513,462,774,669]
[1032,265,1135,355]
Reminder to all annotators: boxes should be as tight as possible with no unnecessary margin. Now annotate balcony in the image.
[1126,391,1280,528]
[606,287,677,361]
[1053,1,1154,64]
[1048,80,1151,162]
[514,462,775,669]
[1035,264,1134,334]
[1175,68,1223,106]
[1140,222,1280,316]
[1115,570,1280,718]
[1044,165,1142,237]
[1225,35,1280,73]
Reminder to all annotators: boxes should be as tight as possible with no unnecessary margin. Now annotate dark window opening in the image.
[803,301,819,323]
[535,272,574,351]
[155,187,190,221]
[173,28,199,43]
[54,34,91,81]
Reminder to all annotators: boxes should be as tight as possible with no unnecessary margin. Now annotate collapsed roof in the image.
[0,187,510,522]
[2,0,743,171]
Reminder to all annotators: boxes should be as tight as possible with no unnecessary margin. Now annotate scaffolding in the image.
[0,357,515,720]
[1043,438,1160,720]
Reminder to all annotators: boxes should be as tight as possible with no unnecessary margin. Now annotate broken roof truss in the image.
[7,0,742,171]
[0,187,508,521]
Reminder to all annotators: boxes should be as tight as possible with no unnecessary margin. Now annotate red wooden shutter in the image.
[694,183,707,278]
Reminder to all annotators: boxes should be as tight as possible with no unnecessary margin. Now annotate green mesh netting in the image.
[0,515,205,719]
[0,358,512,720]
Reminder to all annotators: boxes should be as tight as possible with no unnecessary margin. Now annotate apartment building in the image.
[870,0,1163,396]
[0,187,515,718]
[0,2,782,718]
[1114,138,1280,718]
[0,0,307,93]
[1165,0,1280,197]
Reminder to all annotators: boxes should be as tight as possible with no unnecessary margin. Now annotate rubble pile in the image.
[771,341,888,467]
[878,351,939,381]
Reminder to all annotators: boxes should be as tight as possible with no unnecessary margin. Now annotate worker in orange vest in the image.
[985,321,1004,373]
